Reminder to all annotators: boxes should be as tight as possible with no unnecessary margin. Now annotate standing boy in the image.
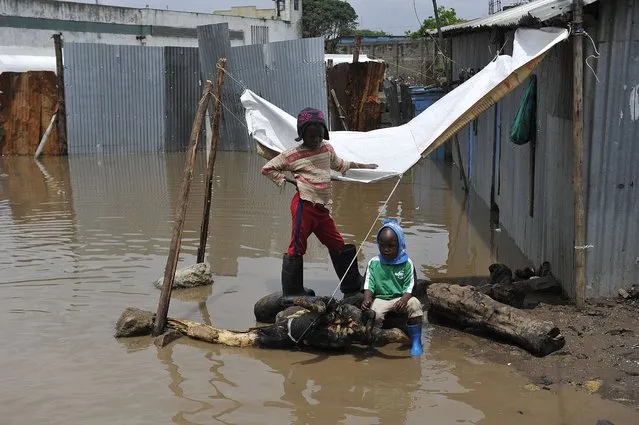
[362,219,424,356]
[261,108,377,297]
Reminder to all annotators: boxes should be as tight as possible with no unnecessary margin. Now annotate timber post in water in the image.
[153,80,214,337]
[52,33,67,149]
[197,58,227,264]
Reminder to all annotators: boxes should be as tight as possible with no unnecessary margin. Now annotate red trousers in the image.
[288,192,345,256]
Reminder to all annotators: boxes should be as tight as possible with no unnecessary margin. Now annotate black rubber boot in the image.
[329,244,364,297]
[281,254,315,297]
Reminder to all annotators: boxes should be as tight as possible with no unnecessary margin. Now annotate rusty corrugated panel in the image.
[585,0,639,297]
[64,43,166,155]
[0,71,62,156]
[163,46,202,152]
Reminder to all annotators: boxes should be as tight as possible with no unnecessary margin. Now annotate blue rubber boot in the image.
[406,323,423,356]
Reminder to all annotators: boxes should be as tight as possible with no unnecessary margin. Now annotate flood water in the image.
[1,152,637,425]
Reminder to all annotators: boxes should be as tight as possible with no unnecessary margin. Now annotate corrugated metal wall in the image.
[585,0,639,297]
[65,44,205,155]
[450,29,578,296]
[64,43,166,155]
[164,47,202,152]
[197,24,244,151]
[198,23,327,151]
[448,0,639,298]
[451,32,499,205]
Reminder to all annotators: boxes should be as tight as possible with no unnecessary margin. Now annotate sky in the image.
[64,1,525,35]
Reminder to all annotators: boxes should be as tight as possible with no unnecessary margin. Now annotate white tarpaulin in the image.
[241,27,569,183]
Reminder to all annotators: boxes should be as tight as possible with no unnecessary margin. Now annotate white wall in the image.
[0,0,299,52]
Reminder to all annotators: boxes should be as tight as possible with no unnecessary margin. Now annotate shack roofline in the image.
[430,0,599,37]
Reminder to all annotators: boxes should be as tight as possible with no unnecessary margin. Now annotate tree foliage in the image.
[300,0,358,40]
[341,29,390,37]
[406,7,467,39]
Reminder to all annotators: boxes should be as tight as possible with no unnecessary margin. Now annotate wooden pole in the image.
[330,89,349,131]
[431,0,447,79]
[353,35,362,64]
[197,59,227,264]
[153,80,214,337]
[52,33,67,149]
[454,134,468,193]
[572,0,586,309]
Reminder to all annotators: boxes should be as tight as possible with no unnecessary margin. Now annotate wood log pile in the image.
[116,296,409,351]
[117,261,566,357]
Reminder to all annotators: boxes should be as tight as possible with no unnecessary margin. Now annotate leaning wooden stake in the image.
[197,58,227,264]
[331,89,349,131]
[52,33,67,149]
[153,80,214,337]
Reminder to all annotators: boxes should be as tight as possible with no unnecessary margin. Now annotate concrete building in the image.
[0,0,302,52]
[439,0,638,299]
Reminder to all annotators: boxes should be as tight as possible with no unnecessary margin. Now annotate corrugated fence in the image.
[448,0,639,298]
[585,0,639,298]
[64,25,326,154]
[65,43,167,155]
[198,23,327,151]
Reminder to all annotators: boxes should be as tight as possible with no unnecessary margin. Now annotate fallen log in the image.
[427,283,565,357]
[116,298,409,351]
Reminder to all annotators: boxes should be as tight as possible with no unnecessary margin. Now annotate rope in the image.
[583,30,601,83]
[209,92,252,131]
[291,173,404,345]
[216,62,250,91]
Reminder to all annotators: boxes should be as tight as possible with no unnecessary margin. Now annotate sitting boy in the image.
[361,219,423,356]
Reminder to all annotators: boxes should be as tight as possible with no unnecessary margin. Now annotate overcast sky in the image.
[64,1,523,35]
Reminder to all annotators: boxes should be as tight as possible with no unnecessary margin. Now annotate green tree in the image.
[341,29,390,37]
[300,0,358,40]
[406,7,467,39]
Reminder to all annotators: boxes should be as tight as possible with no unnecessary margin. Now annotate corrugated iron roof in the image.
[437,0,599,34]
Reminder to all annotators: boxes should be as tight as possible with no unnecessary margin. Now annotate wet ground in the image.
[1,152,637,425]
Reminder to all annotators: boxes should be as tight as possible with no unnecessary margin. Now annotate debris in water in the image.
[153,263,213,289]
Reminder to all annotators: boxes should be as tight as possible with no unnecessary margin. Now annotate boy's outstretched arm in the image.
[328,144,378,173]
[350,162,379,170]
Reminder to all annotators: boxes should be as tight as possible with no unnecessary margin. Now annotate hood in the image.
[376,218,408,265]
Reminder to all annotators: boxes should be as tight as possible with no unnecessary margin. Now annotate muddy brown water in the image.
[1,153,637,425]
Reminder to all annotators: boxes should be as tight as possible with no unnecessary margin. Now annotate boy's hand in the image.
[351,162,379,170]
[394,293,412,313]
[361,290,374,310]
[361,163,379,170]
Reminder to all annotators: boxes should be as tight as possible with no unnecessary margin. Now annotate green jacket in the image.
[363,256,415,300]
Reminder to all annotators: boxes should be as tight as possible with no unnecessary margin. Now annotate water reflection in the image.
[5,152,632,425]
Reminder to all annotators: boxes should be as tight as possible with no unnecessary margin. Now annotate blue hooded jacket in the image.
[376,219,409,265]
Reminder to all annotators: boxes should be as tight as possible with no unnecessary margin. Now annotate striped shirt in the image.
[261,142,350,206]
